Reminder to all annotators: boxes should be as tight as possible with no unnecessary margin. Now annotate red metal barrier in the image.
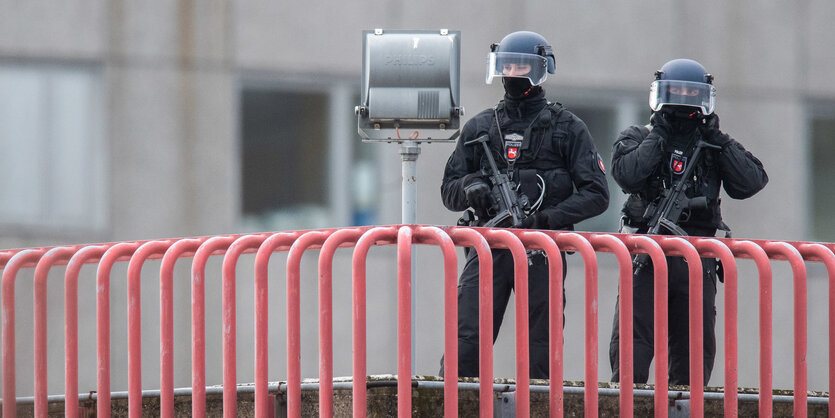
[796,243,835,418]
[253,232,299,418]
[624,235,668,418]
[191,236,235,417]
[448,227,494,417]
[159,238,204,418]
[351,226,398,417]
[730,240,773,416]
[554,232,597,418]
[2,226,835,418]
[128,240,172,417]
[589,234,634,417]
[518,231,563,417]
[693,238,737,418]
[65,245,109,418]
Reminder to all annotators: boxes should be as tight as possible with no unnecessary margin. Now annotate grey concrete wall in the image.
[1,0,834,400]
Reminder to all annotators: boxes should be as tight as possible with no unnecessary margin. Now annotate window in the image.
[810,107,835,241]
[0,64,106,230]
[239,78,378,231]
[568,100,646,233]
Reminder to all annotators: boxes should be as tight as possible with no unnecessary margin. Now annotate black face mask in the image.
[503,77,536,99]
[661,106,700,133]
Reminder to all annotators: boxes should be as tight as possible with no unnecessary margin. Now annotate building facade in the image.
[2,1,834,398]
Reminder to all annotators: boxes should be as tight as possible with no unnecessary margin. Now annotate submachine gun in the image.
[461,134,531,228]
[632,139,722,271]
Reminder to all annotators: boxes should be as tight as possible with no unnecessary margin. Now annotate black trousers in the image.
[440,248,566,380]
[608,256,718,386]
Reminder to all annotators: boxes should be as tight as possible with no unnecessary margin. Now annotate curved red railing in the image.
[730,240,773,416]
[253,232,299,418]
[589,234,633,417]
[623,234,668,418]
[159,238,205,418]
[351,226,398,418]
[415,225,459,418]
[554,232,598,418]
[221,234,268,418]
[191,236,236,417]
[65,245,109,418]
[693,238,738,417]
[518,230,564,417]
[97,242,140,418]
[448,227,494,418]
[127,240,173,417]
[33,246,76,417]
[0,226,834,418]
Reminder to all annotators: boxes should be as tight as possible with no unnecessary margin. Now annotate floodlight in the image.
[355,29,462,142]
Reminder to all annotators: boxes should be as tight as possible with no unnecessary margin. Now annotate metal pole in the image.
[399,143,420,372]
[399,143,420,224]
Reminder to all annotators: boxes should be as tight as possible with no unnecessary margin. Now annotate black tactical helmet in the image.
[486,31,556,86]
[650,58,716,115]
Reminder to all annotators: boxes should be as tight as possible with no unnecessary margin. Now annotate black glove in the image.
[649,111,673,140]
[699,113,731,148]
[519,211,549,229]
[462,173,492,210]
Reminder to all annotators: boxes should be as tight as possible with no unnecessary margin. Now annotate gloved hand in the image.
[649,111,673,140]
[699,113,731,147]
[462,173,492,210]
[518,211,549,229]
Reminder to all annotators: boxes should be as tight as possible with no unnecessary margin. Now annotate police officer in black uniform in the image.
[440,31,609,379]
[608,59,768,385]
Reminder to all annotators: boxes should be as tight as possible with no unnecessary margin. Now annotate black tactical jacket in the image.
[612,122,768,234]
[441,91,609,230]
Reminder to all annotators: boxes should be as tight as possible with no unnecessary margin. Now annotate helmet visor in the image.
[486,52,549,86]
[649,80,716,115]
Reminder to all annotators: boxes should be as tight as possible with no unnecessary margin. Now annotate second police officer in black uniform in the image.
[440,31,609,379]
[608,59,768,385]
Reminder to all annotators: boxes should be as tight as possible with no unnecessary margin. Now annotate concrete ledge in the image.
[6,377,829,417]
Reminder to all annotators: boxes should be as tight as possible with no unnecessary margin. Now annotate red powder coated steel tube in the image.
[0,250,18,270]
[729,240,772,416]
[221,235,267,418]
[191,236,236,417]
[623,234,669,418]
[2,249,45,418]
[519,231,564,418]
[317,228,363,418]
[415,226,459,418]
[127,240,172,418]
[449,227,494,418]
[33,247,76,417]
[159,238,204,418]
[286,230,330,418]
[351,227,398,418]
[64,245,108,418]
[589,234,633,418]
[694,238,738,417]
[554,232,598,418]
[763,241,807,418]
[483,228,530,418]
[397,226,414,418]
[796,243,835,418]
[659,237,703,417]
[96,242,139,418]
[253,232,299,418]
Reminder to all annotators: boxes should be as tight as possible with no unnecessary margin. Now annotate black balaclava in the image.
[503,79,546,121]
[502,77,543,100]
[660,105,700,135]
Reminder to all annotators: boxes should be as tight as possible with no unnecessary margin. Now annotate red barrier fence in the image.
[1,225,833,417]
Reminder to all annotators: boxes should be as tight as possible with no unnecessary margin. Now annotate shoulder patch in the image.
[596,152,606,174]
